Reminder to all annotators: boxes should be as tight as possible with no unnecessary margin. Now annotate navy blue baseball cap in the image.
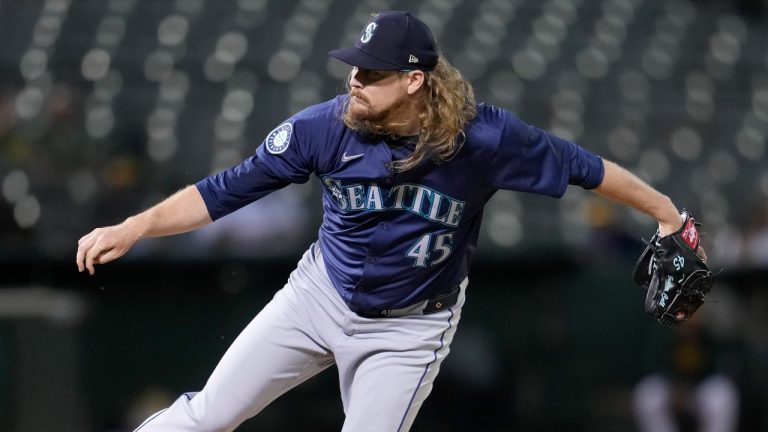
[329,11,438,71]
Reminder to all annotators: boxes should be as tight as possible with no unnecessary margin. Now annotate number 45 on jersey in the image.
[407,232,454,267]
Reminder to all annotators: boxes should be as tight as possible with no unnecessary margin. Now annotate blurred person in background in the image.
[633,315,741,432]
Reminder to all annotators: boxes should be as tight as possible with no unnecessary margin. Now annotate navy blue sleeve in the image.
[193,98,345,220]
[489,109,604,196]
[195,112,320,220]
[195,155,292,221]
[566,136,604,190]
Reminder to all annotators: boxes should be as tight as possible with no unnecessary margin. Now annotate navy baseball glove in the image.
[633,212,714,327]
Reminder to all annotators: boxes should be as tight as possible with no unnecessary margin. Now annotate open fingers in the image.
[76,233,96,273]
[76,225,134,274]
[77,229,110,275]
[84,241,112,275]
[83,244,99,275]
[95,247,122,266]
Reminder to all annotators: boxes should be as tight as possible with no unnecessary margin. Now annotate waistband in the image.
[354,284,462,319]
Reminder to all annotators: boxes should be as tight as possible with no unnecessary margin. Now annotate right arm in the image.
[76,185,211,275]
[76,108,324,274]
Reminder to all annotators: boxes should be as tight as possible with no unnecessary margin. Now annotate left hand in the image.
[657,213,708,263]
[658,213,685,237]
[635,212,714,326]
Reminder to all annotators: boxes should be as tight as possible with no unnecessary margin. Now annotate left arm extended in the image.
[592,160,683,236]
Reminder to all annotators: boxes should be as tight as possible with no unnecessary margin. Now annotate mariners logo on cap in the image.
[265,122,292,154]
[360,22,377,43]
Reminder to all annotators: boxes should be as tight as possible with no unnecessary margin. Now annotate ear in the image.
[405,70,425,95]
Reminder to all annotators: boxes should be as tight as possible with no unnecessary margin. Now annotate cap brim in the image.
[328,47,402,71]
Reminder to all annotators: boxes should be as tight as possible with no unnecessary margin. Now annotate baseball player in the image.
[76,11,700,432]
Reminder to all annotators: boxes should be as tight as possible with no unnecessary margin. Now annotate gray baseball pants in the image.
[134,243,467,431]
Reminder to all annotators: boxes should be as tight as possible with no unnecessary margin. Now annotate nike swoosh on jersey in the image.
[341,152,364,162]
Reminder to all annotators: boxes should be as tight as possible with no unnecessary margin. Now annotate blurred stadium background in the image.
[1,0,768,430]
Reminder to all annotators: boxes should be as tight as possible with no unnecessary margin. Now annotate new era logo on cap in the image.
[328,11,438,71]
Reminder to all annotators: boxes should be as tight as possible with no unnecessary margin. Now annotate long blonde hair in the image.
[343,55,477,172]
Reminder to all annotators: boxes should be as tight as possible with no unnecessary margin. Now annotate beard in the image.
[344,90,410,136]
[347,90,387,122]
[347,92,379,122]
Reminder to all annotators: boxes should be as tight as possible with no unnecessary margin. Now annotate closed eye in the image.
[353,68,395,85]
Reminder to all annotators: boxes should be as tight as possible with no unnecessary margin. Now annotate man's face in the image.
[347,67,410,123]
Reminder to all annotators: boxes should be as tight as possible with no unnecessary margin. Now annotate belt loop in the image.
[422,284,461,315]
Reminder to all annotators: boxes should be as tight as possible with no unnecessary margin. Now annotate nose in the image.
[349,67,362,88]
